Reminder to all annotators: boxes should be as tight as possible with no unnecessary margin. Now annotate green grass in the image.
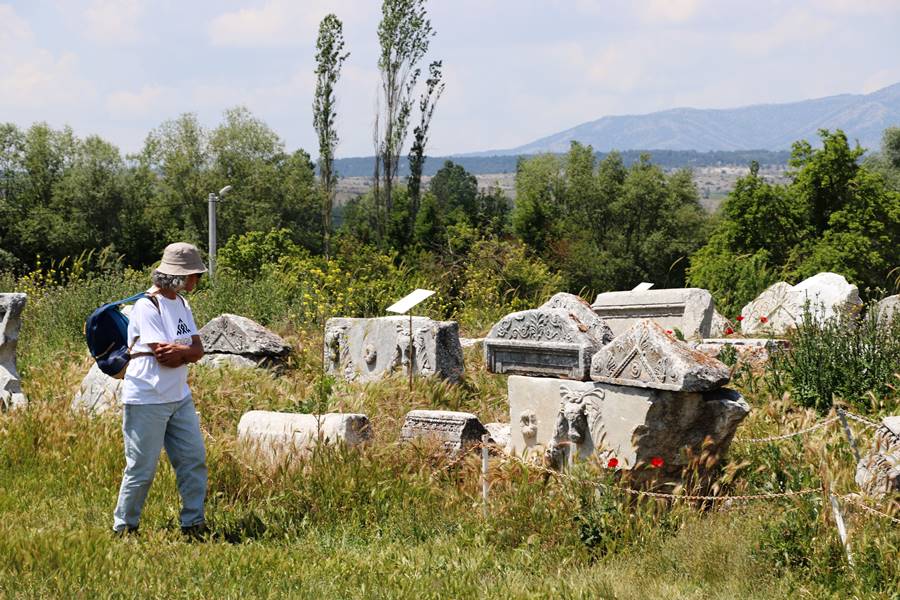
[1,283,898,599]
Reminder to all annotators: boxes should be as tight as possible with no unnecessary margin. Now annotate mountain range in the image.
[473,83,900,155]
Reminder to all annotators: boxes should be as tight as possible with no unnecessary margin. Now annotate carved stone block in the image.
[855,416,900,496]
[324,316,463,383]
[484,293,613,380]
[689,338,790,369]
[875,295,899,327]
[591,288,715,340]
[0,293,27,411]
[199,314,291,369]
[507,375,749,473]
[590,319,730,392]
[238,410,372,462]
[400,410,488,452]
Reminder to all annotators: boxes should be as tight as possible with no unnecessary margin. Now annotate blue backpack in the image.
[85,292,159,379]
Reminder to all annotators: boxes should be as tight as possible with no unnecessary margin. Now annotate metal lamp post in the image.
[207,185,232,281]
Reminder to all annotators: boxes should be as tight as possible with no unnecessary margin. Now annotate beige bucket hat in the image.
[158,242,208,276]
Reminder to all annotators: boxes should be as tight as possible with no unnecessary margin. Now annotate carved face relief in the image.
[519,410,538,443]
[363,343,377,367]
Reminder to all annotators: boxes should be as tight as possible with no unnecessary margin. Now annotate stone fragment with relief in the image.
[400,410,488,452]
[0,293,27,411]
[590,319,730,392]
[484,292,613,380]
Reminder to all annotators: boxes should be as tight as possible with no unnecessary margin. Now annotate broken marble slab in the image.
[855,415,899,496]
[399,410,488,452]
[0,293,28,411]
[238,410,372,462]
[199,314,291,368]
[590,319,730,392]
[71,362,122,416]
[507,375,749,473]
[708,309,734,338]
[324,316,463,383]
[740,273,862,336]
[485,422,511,451]
[484,292,613,380]
[591,287,715,340]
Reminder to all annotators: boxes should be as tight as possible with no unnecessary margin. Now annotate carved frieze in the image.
[485,293,613,380]
[400,409,488,452]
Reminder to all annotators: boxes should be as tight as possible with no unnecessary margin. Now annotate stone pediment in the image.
[484,293,614,380]
[590,319,730,392]
[199,314,291,357]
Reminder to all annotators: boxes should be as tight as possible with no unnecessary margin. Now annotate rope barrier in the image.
[840,411,882,430]
[841,495,900,526]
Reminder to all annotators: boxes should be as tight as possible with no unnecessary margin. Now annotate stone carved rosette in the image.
[484,293,613,380]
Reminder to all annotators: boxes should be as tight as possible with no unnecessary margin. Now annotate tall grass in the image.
[0,268,898,598]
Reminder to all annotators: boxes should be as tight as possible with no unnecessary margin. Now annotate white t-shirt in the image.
[120,289,198,405]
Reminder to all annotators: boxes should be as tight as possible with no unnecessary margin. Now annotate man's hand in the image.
[153,343,188,368]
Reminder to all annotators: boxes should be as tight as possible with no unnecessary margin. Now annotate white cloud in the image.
[731,9,834,55]
[106,85,176,118]
[83,0,145,44]
[634,0,703,23]
[820,0,900,15]
[208,0,366,48]
[0,4,96,113]
[862,68,900,93]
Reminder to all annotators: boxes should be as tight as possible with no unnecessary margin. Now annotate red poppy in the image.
[724,327,734,335]
[607,458,619,469]
[760,316,768,323]
[736,315,744,322]
[650,456,664,468]
[665,329,673,335]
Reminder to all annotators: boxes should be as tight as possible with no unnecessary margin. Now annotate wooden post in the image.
[837,409,862,464]
[481,433,490,518]
[829,493,854,566]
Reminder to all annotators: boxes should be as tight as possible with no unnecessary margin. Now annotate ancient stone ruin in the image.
[740,272,862,336]
[400,410,488,452]
[0,293,27,411]
[855,416,899,496]
[689,338,790,370]
[238,410,371,462]
[324,316,463,383]
[508,319,749,478]
[71,362,123,416]
[591,287,715,340]
[199,314,292,369]
[484,292,613,380]
[875,294,899,327]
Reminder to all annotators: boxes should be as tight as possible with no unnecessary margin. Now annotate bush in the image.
[767,302,900,413]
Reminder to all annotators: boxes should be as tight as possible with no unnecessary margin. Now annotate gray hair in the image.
[151,269,187,292]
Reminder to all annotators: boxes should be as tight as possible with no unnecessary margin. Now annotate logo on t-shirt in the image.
[176,318,191,336]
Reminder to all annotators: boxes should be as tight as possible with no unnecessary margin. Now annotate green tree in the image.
[407,60,444,230]
[313,14,349,258]
[374,0,435,237]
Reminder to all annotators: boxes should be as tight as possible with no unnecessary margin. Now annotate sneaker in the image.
[112,526,139,537]
[180,522,213,542]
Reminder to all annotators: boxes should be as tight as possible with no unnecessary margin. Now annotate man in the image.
[112,242,208,538]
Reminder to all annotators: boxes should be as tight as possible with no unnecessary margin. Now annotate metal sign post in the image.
[386,289,436,391]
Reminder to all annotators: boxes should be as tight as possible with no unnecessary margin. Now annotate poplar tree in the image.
[313,14,349,257]
[407,60,444,231]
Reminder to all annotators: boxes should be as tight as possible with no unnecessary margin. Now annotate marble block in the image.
[0,293,27,411]
[324,316,463,383]
[400,410,488,452]
[591,287,715,340]
[590,319,731,392]
[237,411,372,461]
[507,375,749,473]
[484,293,613,380]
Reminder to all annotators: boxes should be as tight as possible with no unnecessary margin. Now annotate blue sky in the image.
[2,0,899,157]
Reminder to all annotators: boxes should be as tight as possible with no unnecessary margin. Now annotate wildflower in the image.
[736,315,744,322]
[759,316,768,323]
[607,458,619,469]
[665,329,673,335]
[724,327,734,335]
[650,456,664,468]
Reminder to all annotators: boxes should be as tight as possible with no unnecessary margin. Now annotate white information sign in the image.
[386,289,435,315]
[632,282,655,292]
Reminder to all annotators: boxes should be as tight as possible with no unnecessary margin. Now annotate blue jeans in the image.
[112,396,207,531]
